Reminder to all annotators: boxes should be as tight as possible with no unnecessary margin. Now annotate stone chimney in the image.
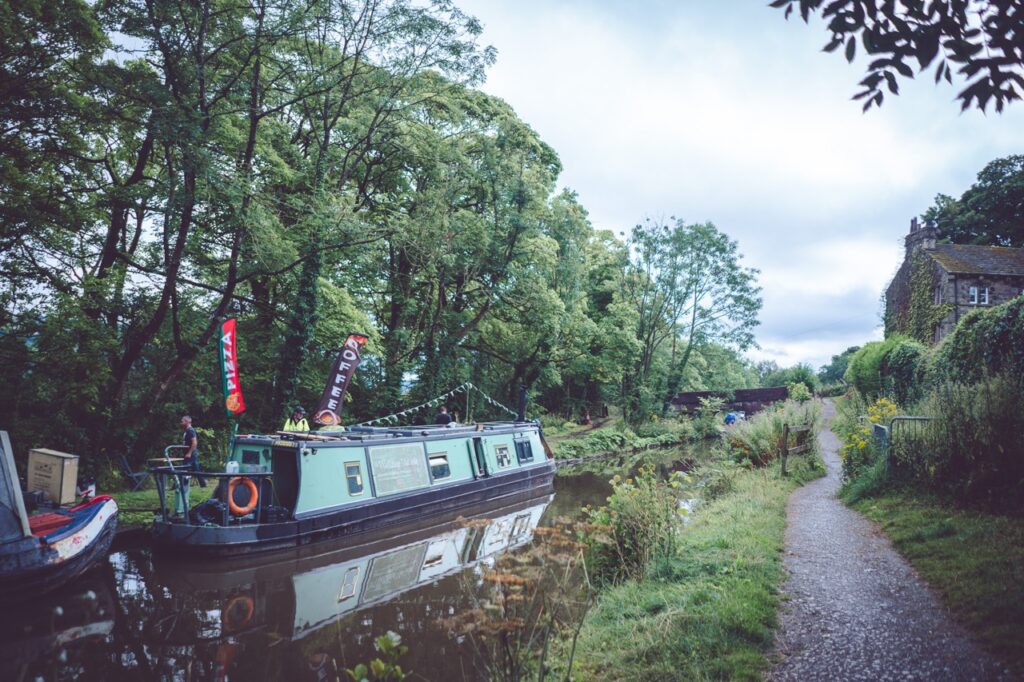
[905,216,938,255]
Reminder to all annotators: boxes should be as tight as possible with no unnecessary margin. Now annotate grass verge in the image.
[566,452,823,681]
[851,491,1024,676]
[110,485,215,529]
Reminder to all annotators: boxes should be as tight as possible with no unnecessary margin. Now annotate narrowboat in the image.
[150,420,554,556]
[0,431,119,600]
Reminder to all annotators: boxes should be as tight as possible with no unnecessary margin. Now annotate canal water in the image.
[1,447,700,682]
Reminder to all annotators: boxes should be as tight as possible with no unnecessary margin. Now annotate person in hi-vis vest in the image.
[284,406,310,432]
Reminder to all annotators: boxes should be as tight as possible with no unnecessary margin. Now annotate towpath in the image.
[769,400,1011,681]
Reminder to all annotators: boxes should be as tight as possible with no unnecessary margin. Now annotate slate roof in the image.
[928,244,1024,276]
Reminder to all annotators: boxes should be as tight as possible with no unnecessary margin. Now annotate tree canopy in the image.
[924,154,1024,247]
[771,1,1024,112]
[818,346,860,384]
[620,218,761,421]
[0,0,762,466]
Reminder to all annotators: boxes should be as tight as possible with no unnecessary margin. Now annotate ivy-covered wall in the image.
[885,251,952,344]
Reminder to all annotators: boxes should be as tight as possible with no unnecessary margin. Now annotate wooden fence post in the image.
[781,423,790,477]
[781,423,813,477]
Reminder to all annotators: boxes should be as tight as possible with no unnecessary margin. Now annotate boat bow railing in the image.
[149,450,276,525]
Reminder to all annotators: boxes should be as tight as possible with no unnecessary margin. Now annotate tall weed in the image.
[581,465,686,585]
[726,400,820,466]
[896,375,1024,510]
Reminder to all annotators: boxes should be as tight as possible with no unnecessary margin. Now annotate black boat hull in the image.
[152,461,555,557]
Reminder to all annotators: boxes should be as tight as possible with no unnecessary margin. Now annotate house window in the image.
[345,462,364,496]
[981,287,989,305]
[428,453,451,480]
[970,286,990,305]
[969,287,978,304]
[338,566,359,601]
[494,445,512,468]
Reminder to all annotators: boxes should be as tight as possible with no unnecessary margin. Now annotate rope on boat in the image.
[356,382,519,426]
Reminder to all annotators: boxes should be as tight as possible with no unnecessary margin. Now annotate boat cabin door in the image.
[471,437,488,478]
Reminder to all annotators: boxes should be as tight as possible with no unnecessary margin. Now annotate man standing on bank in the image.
[435,405,452,425]
[284,406,310,432]
[181,415,206,487]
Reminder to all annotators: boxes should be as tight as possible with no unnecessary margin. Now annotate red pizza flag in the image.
[218,318,246,416]
[314,333,369,426]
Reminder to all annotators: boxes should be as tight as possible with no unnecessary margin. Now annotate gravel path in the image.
[769,401,1013,681]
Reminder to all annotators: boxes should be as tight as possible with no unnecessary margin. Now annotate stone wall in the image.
[938,272,1024,339]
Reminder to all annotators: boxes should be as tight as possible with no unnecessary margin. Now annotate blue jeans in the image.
[183,457,207,487]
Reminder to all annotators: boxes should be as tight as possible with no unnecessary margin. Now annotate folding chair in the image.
[117,454,151,492]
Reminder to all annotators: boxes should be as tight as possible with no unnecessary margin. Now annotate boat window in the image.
[422,545,446,568]
[511,513,532,540]
[338,566,359,601]
[494,444,512,468]
[369,444,431,496]
[241,449,261,465]
[514,439,534,463]
[345,462,364,496]
[428,453,451,480]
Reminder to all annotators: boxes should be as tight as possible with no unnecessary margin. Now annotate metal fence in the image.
[867,416,935,473]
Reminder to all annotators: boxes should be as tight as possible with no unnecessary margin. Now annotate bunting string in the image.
[356,382,519,427]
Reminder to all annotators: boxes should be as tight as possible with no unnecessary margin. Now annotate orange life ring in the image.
[222,593,254,632]
[227,476,259,516]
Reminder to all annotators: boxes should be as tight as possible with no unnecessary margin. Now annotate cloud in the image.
[459,0,1024,368]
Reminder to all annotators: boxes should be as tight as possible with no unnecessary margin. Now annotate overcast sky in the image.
[456,0,1024,371]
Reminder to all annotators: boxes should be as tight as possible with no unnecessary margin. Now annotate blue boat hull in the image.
[0,499,118,601]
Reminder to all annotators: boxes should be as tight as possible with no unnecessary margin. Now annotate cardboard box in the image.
[27,449,79,505]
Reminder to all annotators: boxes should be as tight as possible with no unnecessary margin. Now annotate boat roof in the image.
[236,421,538,445]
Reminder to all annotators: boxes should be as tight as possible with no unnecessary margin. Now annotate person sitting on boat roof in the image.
[284,406,310,432]
[435,405,452,426]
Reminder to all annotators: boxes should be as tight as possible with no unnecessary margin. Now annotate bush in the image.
[895,375,1024,511]
[582,465,686,585]
[538,413,573,434]
[634,418,694,442]
[554,428,637,459]
[845,335,924,403]
[787,381,812,402]
[726,399,820,467]
[691,397,723,440]
[838,397,897,483]
[927,296,1024,385]
[817,382,848,398]
[880,337,926,405]
[845,341,888,398]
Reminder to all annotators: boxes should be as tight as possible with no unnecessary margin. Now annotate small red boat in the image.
[0,432,118,601]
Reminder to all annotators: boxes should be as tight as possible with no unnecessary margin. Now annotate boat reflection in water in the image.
[132,490,554,680]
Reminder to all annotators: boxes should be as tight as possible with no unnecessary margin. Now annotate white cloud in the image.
[459,0,1024,368]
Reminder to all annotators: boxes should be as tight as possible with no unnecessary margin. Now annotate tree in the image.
[771,1,1024,112]
[761,363,818,391]
[923,154,1024,247]
[620,218,761,422]
[818,346,860,384]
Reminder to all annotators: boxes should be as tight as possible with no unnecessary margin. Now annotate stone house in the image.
[885,218,1024,343]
